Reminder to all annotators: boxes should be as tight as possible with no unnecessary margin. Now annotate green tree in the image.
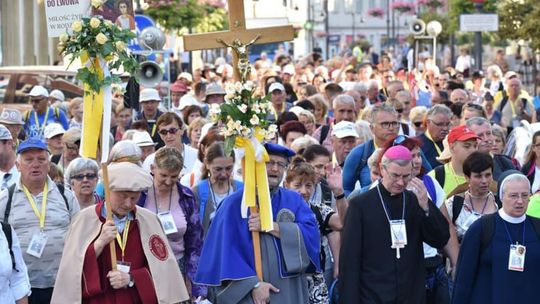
[145,0,227,34]
[497,0,540,51]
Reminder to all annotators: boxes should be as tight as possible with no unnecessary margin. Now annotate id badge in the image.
[508,244,526,272]
[27,231,48,258]
[389,220,407,248]
[117,261,131,273]
[158,212,178,235]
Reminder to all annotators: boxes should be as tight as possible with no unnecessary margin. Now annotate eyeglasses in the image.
[396,108,403,114]
[71,173,97,181]
[506,193,530,201]
[30,98,45,103]
[158,127,179,136]
[413,121,423,128]
[377,121,400,129]
[428,120,451,128]
[266,160,288,170]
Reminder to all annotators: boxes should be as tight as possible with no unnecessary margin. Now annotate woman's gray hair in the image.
[355,120,373,144]
[64,157,99,185]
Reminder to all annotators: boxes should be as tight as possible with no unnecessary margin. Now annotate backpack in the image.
[3,183,69,223]
[497,93,528,114]
[353,141,375,186]
[197,179,243,223]
[24,107,62,126]
[1,222,16,271]
[319,125,331,145]
[433,165,446,188]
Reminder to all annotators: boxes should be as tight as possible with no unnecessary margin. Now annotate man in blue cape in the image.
[195,143,320,304]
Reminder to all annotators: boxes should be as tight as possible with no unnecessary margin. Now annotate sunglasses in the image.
[71,173,97,181]
[396,108,403,114]
[158,127,179,136]
[30,98,45,103]
[393,135,408,146]
[413,121,423,127]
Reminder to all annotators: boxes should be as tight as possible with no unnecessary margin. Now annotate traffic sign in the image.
[128,15,155,51]
[459,14,499,32]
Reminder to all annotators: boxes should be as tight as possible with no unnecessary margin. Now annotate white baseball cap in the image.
[332,121,359,139]
[179,94,199,110]
[0,125,12,140]
[268,82,285,93]
[0,108,24,125]
[132,131,156,147]
[44,123,66,139]
[282,64,295,75]
[139,88,161,102]
[50,89,65,102]
[28,85,49,98]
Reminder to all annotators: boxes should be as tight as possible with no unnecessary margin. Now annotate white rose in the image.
[241,127,251,137]
[234,120,243,132]
[91,0,104,8]
[90,17,101,28]
[71,21,83,32]
[104,20,113,28]
[57,42,65,53]
[237,104,248,113]
[250,114,259,125]
[225,83,236,95]
[252,104,261,114]
[243,81,254,91]
[234,82,243,92]
[268,124,278,134]
[115,41,125,51]
[96,33,108,45]
[59,33,69,43]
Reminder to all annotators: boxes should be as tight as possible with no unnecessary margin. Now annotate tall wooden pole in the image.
[101,163,117,270]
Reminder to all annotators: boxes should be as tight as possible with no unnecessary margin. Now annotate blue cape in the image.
[195,188,321,286]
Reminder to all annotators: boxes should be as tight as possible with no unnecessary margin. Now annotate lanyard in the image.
[467,191,491,215]
[376,182,405,223]
[151,123,157,137]
[209,181,230,210]
[152,184,173,214]
[502,219,526,246]
[22,183,49,231]
[425,130,442,156]
[448,163,464,187]
[116,219,131,260]
[33,108,50,133]
[271,103,285,120]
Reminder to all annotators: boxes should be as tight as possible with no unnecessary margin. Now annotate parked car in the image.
[0,65,83,112]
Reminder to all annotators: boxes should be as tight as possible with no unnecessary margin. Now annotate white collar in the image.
[498,209,526,224]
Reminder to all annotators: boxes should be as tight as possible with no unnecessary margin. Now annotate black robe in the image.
[339,183,450,303]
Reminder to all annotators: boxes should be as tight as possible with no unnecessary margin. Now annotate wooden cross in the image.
[182,0,294,81]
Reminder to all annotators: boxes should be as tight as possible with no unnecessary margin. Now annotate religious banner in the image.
[57,0,139,160]
[43,0,85,37]
[91,0,136,30]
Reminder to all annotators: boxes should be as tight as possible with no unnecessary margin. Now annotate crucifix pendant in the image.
[396,247,401,259]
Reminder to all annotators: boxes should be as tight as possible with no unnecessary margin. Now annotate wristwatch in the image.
[128,274,135,288]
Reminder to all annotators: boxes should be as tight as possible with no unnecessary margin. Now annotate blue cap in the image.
[17,138,49,154]
[264,143,295,158]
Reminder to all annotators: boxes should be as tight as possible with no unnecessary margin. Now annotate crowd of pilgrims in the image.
[1,49,540,303]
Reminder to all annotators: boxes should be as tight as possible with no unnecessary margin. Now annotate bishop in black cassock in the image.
[339,145,449,303]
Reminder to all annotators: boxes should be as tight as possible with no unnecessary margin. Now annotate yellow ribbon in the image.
[236,128,273,232]
[22,183,48,231]
[80,51,104,159]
